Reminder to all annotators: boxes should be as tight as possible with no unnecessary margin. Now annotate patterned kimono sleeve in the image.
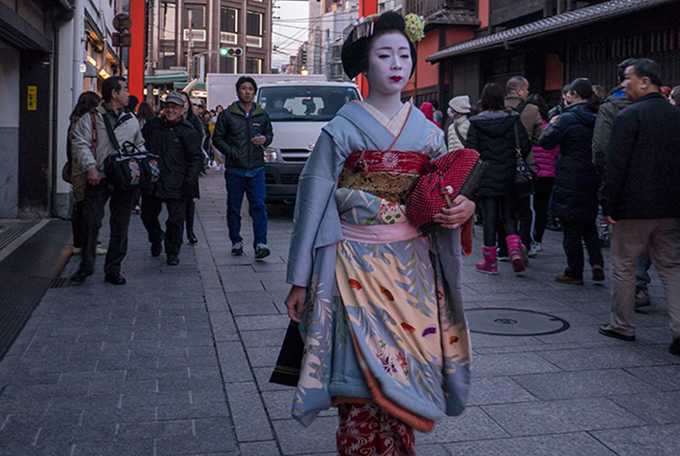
[286,131,341,287]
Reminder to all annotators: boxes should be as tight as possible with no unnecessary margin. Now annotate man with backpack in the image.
[69,76,145,285]
[140,92,204,266]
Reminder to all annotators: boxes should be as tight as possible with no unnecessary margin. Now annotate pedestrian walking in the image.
[446,95,471,152]
[282,12,473,454]
[69,76,144,285]
[592,58,654,306]
[538,78,604,285]
[467,83,531,274]
[213,76,273,259]
[431,100,444,128]
[180,92,206,245]
[528,94,559,258]
[65,91,101,256]
[598,59,680,356]
[505,76,542,257]
[140,92,203,266]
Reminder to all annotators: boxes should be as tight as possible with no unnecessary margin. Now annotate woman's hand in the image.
[432,195,475,229]
[286,285,307,322]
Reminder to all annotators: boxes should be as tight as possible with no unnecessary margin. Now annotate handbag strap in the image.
[89,112,98,159]
[453,120,464,147]
[101,110,122,153]
[513,120,522,158]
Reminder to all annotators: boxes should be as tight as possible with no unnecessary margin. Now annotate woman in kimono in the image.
[283,11,474,455]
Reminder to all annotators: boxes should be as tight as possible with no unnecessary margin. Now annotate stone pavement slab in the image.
[3,169,680,456]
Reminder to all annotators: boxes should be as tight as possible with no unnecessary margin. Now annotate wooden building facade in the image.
[428,0,680,105]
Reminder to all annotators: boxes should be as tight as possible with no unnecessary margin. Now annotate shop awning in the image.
[144,72,188,86]
[428,0,677,62]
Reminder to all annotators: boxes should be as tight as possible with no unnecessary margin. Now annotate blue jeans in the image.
[225,167,267,247]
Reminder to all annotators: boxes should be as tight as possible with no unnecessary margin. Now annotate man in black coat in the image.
[141,91,204,266]
[599,59,680,356]
[213,76,273,259]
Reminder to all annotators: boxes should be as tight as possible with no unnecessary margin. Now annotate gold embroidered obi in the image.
[338,151,430,203]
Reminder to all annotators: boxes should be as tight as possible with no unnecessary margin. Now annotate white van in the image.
[256,81,361,203]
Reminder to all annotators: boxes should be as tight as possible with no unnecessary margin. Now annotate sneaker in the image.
[592,265,605,282]
[167,255,180,266]
[599,324,635,342]
[555,273,584,286]
[528,242,542,258]
[635,288,651,310]
[231,242,244,256]
[497,248,510,262]
[96,245,108,256]
[669,338,680,356]
[255,244,270,260]
[72,246,82,255]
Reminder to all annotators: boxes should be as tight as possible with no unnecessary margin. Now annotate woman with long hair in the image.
[539,78,604,285]
[279,11,473,454]
[137,101,156,129]
[68,91,101,255]
[180,92,205,244]
[467,83,531,274]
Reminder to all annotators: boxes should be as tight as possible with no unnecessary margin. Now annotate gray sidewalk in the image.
[1,169,680,455]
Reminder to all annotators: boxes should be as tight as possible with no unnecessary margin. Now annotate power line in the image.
[274,22,346,36]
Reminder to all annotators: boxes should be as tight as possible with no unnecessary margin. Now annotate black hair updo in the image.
[341,11,417,80]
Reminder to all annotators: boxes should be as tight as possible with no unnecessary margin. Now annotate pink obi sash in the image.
[341,221,421,244]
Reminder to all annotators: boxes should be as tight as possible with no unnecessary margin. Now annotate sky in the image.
[271,0,310,68]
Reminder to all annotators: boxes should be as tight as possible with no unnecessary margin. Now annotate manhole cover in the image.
[467,308,570,336]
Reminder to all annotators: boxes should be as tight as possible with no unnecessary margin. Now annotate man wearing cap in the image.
[446,95,471,152]
[213,76,273,259]
[140,91,204,266]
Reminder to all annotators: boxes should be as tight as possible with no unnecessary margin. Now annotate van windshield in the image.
[258,86,360,122]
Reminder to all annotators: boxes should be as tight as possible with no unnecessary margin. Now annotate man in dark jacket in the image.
[213,76,273,259]
[593,58,653,308]
[141,91,204,266]
[599,59,680,357]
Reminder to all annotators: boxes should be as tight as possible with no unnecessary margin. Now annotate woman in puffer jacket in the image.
[467,83,531,275]
[527,94,559,257]
[538,78,604,285]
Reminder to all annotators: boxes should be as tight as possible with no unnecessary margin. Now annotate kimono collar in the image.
[336,101,422,152]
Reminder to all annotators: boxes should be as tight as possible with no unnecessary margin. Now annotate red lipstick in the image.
[390,76,403,82]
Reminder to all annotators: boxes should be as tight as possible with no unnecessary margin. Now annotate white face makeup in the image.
[365,32,412,97]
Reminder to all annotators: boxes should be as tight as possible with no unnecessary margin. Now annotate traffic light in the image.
[219,47,243,57]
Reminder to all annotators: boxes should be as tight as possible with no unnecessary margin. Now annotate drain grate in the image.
[0,221,38,251]
[49,277,71,289]
[467,307,570,336]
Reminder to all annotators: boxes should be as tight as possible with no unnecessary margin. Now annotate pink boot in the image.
[506,234,526,273]
[475,246,499,275]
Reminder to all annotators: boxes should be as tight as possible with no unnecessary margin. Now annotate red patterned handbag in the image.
[406,148,484,254]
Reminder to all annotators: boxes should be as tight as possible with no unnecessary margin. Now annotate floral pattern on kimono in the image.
[288,101,471,430]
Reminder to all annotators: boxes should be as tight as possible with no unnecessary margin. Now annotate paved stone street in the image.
[1,169,679,455]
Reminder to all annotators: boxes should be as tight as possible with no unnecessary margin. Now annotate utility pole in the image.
[187,10,193,77]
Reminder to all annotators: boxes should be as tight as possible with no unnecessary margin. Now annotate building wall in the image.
[0,44,20,217]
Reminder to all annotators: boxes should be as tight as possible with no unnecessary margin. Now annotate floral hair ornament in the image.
[403,13,425,44]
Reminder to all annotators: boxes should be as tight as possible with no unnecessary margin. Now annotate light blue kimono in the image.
[287,102,471,428]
